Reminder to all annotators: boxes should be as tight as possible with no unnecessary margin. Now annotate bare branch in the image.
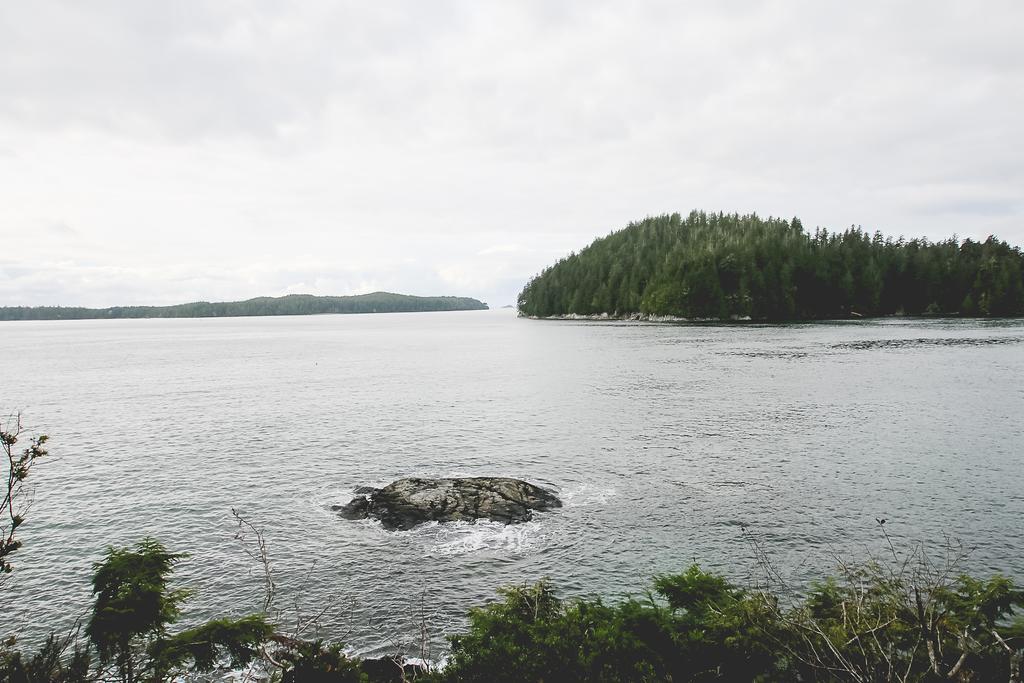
[232,507,276,614]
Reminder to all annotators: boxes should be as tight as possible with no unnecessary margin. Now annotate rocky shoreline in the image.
[521,312,749,322]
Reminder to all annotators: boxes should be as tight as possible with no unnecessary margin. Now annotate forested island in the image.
[517,211,1024,320]
[0,292,488,321]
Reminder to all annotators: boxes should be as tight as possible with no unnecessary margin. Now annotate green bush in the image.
[84,538,272,683]
[272,639,366,683]
[441,567,786,682]
[4,529,1022,681]
[0,634,89,683]
[438,560,1024,682]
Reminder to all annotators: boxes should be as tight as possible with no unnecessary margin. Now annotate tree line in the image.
[517,211,1024,320]
[0,293,488,321]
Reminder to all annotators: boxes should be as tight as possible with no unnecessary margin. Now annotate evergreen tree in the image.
[517,212,1024,320]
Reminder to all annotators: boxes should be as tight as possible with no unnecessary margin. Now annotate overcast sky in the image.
[2,1,1022,308]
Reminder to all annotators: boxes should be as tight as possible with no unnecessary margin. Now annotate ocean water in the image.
[3,309,1023,655]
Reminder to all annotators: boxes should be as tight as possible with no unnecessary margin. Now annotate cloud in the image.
[1,1,1022,307]
[46,221,78,236]
[476,245,523,256]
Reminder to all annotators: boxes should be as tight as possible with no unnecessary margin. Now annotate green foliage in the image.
[0,634,90,683]
[5,471,1024,683]
[86,538,187,679]
[3,537,1024,682]
[777,561,1024,681]
[441,569,785,682]
[439,561,1024,682]
[272,639,366,683]
[518,211,1024,320]
[0,292,488,321]
[83,538,271,682]
[652,564,737,613]
[147,616,274,680]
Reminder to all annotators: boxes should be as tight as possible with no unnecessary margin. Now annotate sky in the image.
[1,1,1022,308]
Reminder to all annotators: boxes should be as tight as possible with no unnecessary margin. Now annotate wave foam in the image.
[560,483,617,507]
[414,520,547,556]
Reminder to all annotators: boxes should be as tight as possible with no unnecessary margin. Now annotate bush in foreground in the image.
[436,562,1024,682]
[3,418,1022,682]
[3,544,1024,682]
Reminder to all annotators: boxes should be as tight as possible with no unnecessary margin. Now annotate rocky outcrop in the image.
[333,477,561,530]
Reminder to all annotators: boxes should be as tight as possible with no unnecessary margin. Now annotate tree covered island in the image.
[517,211,1024,320]
[0,292,488,321]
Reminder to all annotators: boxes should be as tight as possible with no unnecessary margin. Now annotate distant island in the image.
[518,211,1024,320]
[0,292,488,321]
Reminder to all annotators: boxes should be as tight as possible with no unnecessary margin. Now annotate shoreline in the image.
[518,311,998,323]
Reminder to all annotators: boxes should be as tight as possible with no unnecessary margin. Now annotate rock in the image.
[359,657,426,682]
[333,496,370,519]
[336,477,562,530]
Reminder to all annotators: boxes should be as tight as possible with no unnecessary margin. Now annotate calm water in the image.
[3,310,1023,655]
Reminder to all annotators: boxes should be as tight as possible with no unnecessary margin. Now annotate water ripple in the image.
[2,312,1022,654]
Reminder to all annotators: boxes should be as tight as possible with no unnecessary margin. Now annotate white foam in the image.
[560,482,617,507]
[414,519,547,556]
[405,656,447,670]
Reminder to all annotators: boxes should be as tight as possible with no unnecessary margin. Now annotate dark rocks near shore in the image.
[333,477,562,530]
[359,657,426,682]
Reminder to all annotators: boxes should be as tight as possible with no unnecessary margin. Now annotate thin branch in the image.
[232,507,276,614]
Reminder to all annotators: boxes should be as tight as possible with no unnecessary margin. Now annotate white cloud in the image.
[476,245,522,256]
[1,1,1022,307]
